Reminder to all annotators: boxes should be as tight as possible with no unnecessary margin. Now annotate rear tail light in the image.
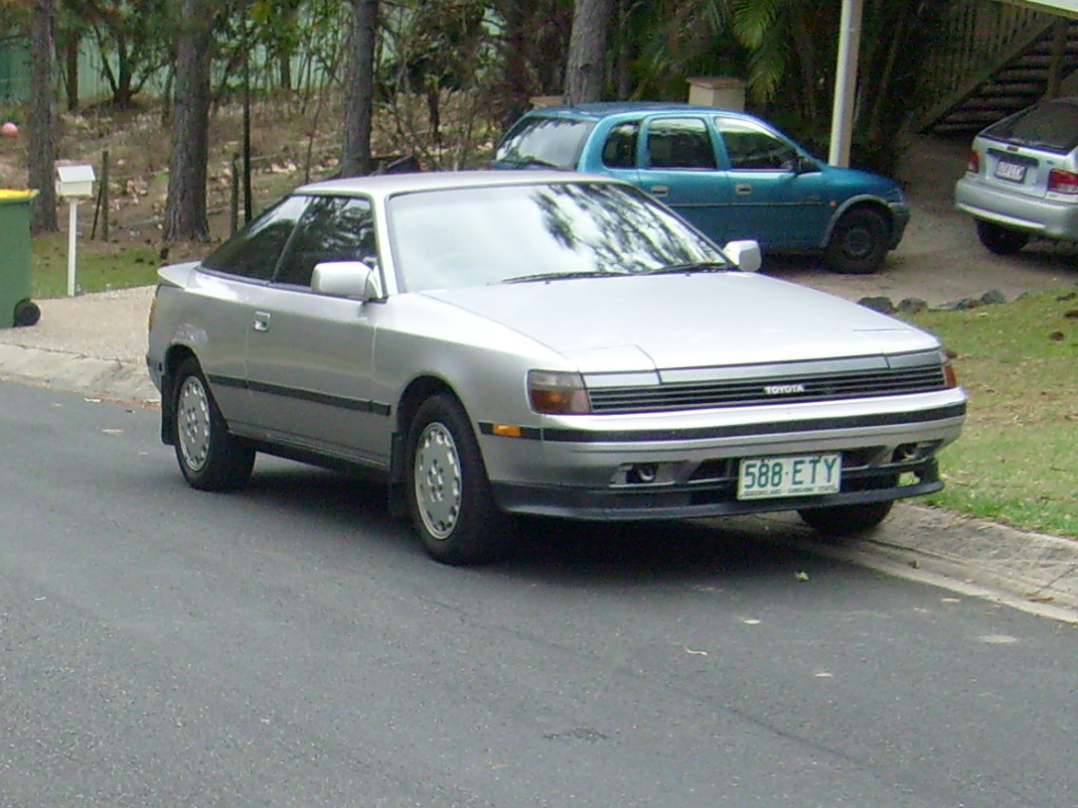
[967,150,980,174]
[1048,168,1078,195]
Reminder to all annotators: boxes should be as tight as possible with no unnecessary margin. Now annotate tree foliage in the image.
[64,0,173,107]
[7,0,943,238]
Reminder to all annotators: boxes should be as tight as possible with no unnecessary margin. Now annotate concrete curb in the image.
[0,343,160,405]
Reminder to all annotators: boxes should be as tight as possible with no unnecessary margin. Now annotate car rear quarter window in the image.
[203,194,309,280]
[645,118,716,169]
[273,196,376,287]
[983,100,1078,153]
[601,122,640,168]
[494,117,595,169]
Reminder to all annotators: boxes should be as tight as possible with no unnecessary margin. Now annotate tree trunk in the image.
[162,0,215,243]
[28,0,58,234]
[62,28,80,111]
[564,0,613,105]
[340,0,379,177]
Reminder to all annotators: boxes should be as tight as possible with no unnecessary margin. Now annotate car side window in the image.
[715,116,800,170]
[645,118,716,170]
[202,194,309,280]
[601,122,639,168]
[274,196,376,287]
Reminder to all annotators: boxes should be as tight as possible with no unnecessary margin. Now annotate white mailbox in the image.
[55,164,96,198]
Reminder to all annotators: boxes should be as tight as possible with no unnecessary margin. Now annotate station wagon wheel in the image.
[172,357,255,492]
[823,208,889,274]
[797,499,894,536]
[975,220,1030,255]
[406,394,515,565]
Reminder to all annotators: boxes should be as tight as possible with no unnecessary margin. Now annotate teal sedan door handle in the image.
[734,183,753,195]
[650,185,669,197]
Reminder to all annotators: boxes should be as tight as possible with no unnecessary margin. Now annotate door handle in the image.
[734,183,753,195]
[253,311,271,332]
[650,185,669,196]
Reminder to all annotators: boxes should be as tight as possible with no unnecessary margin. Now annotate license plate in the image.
[995,161,1026,182]
[737,454,841,500]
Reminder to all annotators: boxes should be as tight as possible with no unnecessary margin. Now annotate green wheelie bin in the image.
[0,189,40,328]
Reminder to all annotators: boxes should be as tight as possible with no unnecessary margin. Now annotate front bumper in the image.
[479,394,965,521]
[493,458,941,520]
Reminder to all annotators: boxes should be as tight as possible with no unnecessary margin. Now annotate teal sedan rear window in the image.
[494,117,595,170]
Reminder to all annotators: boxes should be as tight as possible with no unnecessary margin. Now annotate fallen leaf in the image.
[794,571,810,582]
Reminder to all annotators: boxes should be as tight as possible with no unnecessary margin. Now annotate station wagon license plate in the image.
[737,454,841,500]
[995,161,1026,182]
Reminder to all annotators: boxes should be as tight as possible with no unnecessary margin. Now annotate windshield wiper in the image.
[500,270,617,285]
[501,155,565,169]
[650,261,733,275]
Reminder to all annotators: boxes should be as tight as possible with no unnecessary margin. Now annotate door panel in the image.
[713,116,831,249]
[638,116,732,242]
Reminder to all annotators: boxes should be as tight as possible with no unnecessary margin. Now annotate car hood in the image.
[421,273,936,372]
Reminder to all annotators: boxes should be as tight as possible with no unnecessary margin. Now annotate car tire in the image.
[172,357,255,491]
[797,499,894,536]
[823,208,889,274]
[975,220,1030,255]
[13,298,40,327]
[406,394,515,565]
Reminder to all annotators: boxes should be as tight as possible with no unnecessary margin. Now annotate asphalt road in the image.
[2,380,1077,808]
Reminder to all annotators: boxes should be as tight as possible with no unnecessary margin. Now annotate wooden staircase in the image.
[916,2,1078,135]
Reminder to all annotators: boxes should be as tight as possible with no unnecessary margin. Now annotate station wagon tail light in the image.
[941,348,958,389]
[1048,168,1078,195]
[528,371,591,414]
[967,150,980,174]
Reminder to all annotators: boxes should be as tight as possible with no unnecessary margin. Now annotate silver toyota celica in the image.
[147,171,966,565]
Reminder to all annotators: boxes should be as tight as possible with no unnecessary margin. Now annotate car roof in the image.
[524,101,756,122]
[295,169,620,198]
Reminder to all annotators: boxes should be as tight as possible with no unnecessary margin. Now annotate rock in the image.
[937,297,981,311]
[858,296,894,314]
[980,289,1007,305]
[897,298,928,313]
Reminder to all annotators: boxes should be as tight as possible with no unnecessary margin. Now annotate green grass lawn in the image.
[32,233,164,298]
[900,290,1078,538]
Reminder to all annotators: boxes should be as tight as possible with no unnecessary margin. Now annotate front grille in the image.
[587,365,946,414]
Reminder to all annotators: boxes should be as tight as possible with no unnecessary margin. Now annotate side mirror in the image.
[722,240,762,273]
[311,260,382,300]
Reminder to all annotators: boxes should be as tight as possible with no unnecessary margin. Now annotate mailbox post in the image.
[55,165,96,297]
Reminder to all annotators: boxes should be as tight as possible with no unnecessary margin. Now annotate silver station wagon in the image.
[147,171,966,565]
[955,96,1078,254]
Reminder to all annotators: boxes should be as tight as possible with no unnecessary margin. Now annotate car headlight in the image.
[528,370,591,414]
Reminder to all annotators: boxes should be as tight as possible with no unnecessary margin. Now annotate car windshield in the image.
[493,117,595,169]
[982,100,1078,153]
[386,182,729,292]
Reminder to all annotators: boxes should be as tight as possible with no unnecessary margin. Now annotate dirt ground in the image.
[2,106,1077,306]
[770,133,1078,306]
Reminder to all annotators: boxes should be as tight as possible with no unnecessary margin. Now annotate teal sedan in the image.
[493,102,909,274]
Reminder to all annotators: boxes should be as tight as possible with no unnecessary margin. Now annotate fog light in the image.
[892,441,941,463]
[629,464,657,484]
